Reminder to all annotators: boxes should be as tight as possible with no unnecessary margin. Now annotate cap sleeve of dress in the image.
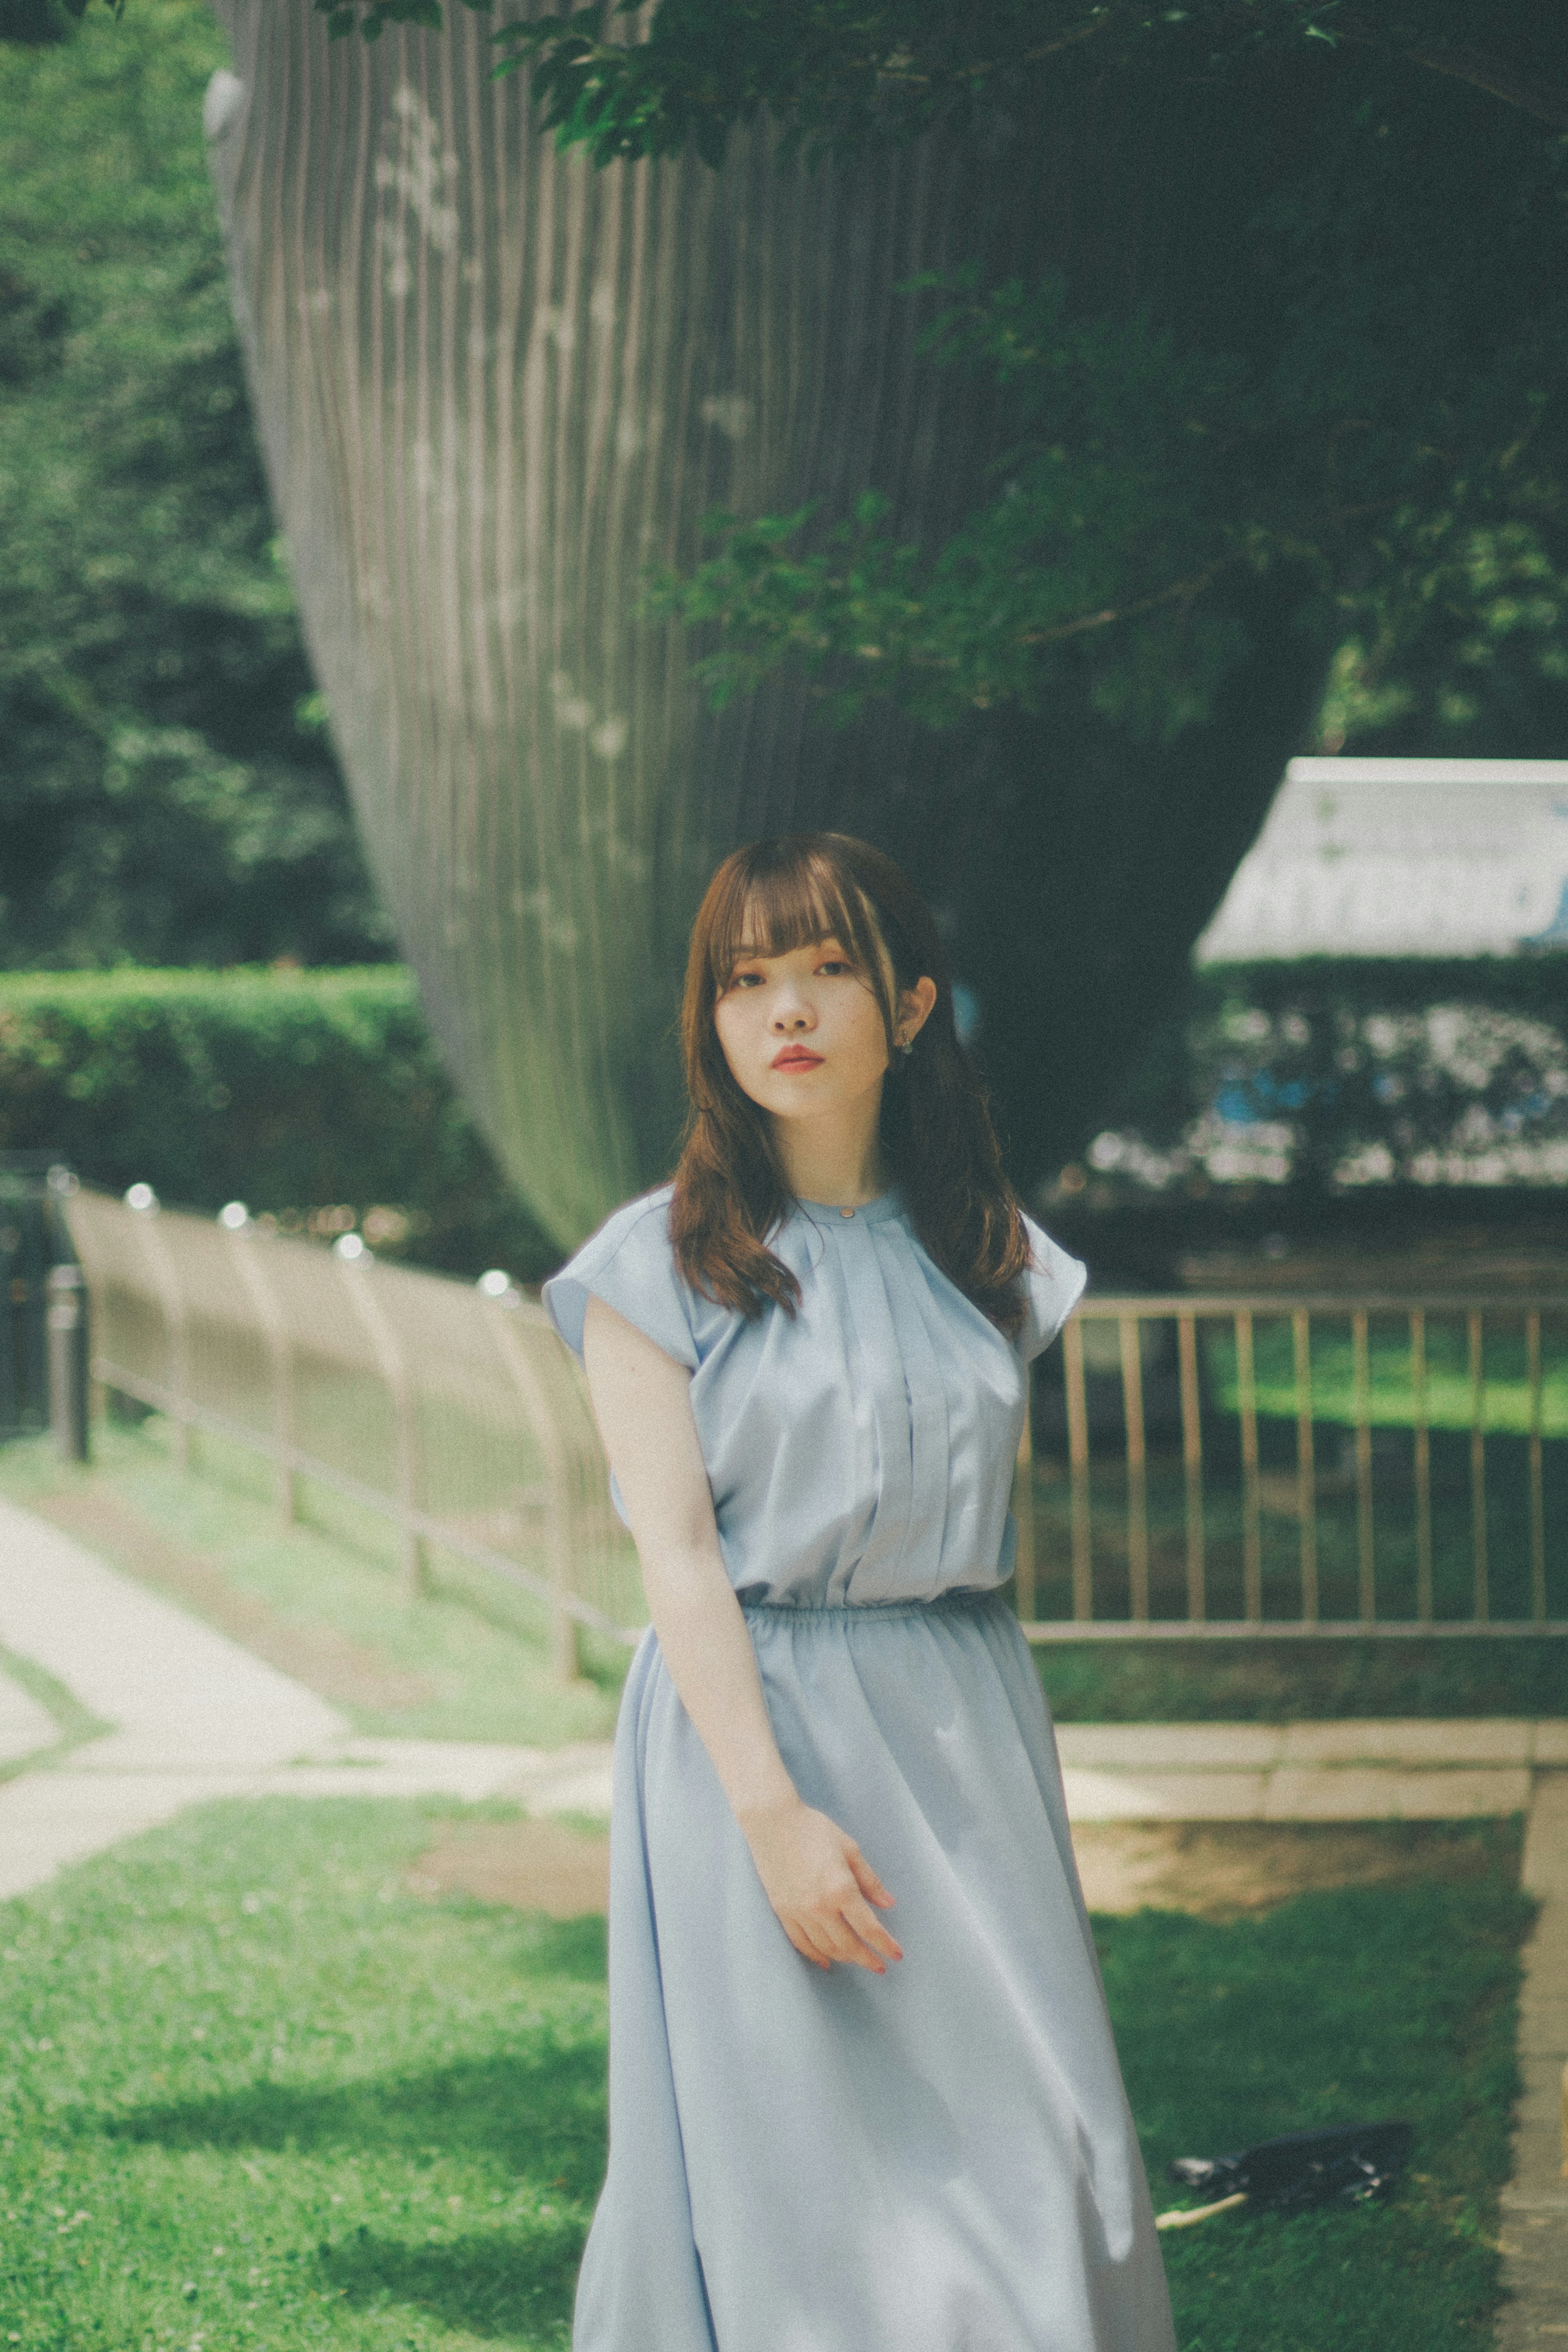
[541,1191,699,1371]
[1017,1213,1088,1363]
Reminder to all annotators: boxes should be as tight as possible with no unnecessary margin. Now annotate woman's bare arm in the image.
[581,1292,901,1974]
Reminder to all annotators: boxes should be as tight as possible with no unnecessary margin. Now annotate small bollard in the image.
[47,1262,90,1465]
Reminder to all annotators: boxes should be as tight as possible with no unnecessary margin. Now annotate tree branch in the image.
[1018,555,1240,647]
[1330,12,1568,134]
[1402,40,1568,133]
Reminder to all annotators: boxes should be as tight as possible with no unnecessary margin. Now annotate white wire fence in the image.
[64,1186,639,1677]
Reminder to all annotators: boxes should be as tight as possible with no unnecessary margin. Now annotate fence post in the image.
[483,1303,584,1683]
[1012,1382,1037,1624]
[229,1227,297,1525]
[334,1254,425,1600]
[1061,1317,1093,1623]
[128,1202,192,1470]
[0,1217,18,1436]
[47,1263,89,1464]
[1118,1315,1150,1625]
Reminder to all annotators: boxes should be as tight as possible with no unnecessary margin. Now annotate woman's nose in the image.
[771,993,813,1031]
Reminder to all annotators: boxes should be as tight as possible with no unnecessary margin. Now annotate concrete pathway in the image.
[1497,1772,1568,2349]
[1054,1719,1565,1823]
[0,1663,59,1769]
[0,1496,615,1901]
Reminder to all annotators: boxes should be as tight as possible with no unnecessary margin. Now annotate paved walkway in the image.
[0,1490,1563,2345]
[1054,1718,1564,1823]
[0,1496,615,1901]
[1497,1772,1568,2348]
[0,1663,58,1769]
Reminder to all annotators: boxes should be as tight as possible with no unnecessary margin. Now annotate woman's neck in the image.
[769,1101,886,1209]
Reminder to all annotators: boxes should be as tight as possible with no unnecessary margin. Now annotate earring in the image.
[895,1035,914,1058]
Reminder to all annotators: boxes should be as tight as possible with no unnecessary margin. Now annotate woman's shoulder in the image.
[1016,1210,1088,1363]
[581,1184,680,1266]
[541,1187,698,1368]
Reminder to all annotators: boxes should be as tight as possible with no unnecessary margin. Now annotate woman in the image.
[544,833,1175,2352]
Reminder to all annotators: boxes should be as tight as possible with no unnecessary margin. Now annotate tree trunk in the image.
[204,3,1326,1250]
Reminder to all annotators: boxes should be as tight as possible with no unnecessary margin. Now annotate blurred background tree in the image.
[0,0,393,968]
[594,9,1568,754]
[468,1,1568,767]
[0,0,1564,1242]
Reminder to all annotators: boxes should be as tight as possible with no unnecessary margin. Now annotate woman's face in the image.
[712,925,932,1132]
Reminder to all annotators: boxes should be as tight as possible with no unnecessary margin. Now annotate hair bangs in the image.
[706,845,891,1026]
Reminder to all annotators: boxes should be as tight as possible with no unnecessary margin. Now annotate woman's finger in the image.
[840,1894,902,1964]
[846,1846,896,1910]
[801,1903,869,1967]
[784,1917,834,1970]
[817,1908,891,1973]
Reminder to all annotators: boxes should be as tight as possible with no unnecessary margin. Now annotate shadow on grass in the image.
[1040,1634,1568,1722]
[483,1910,608,1982]
[314,2224,585,2339]
[101,2046,608,2203]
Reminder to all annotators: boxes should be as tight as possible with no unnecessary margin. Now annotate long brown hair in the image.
[669,833,1031,1333]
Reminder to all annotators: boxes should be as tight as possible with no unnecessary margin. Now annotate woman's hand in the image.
[738,1795,902,1974]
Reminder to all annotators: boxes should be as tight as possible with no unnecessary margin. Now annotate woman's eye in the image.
[817,959,850,976]
[730,970,762,989]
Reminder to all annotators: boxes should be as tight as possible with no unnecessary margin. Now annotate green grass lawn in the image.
[0,1427,626,1748]
[1206,1313,1568,1439]
[0,1801,1530,2352]
[1112,1829,1530,2351]
[0,1648,107,1785]
[1037,1628,1568,1722]
[1029,1381,1568,1659]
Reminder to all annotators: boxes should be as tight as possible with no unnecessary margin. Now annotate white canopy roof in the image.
[1196,758,1568,963]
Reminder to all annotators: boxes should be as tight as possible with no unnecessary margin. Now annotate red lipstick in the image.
[771,1046,823,1070]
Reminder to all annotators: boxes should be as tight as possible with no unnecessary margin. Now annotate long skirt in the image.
[574,1590,1177,2352]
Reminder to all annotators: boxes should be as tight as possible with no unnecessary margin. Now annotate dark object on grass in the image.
[1156,2121,1413,2231]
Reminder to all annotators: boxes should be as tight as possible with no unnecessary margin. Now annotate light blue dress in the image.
[545,1187,1175,2352]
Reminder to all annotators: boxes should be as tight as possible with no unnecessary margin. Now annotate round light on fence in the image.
[218,1201,249,1231]
[477,1269,512,1298]
[333,1232,368,1262]
[124,1182,158,1214]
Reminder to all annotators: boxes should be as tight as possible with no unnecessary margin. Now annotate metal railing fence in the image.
[57,1188,1568,1654]
[1018,1293,1568,1639]
[64,1188,639,1676]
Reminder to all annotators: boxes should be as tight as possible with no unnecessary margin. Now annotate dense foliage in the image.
[300,2,1568,759]
[0,968,556,1277]
[278,3,1568,161]
[4,0,1562,877]
[1093,956,1568,1199]
[0,0,392,968]
[624,7,1568,759]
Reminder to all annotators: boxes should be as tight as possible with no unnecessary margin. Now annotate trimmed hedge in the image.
[8,956,1561,1286]
[0,968,558,1280]
[1106,953,1568,1184]
[1045,952,1568,1279]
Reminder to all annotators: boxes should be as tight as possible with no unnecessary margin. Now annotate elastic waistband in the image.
[739,1587,1002,1623]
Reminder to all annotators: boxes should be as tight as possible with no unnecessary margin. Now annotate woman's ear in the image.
[896,975,939,1046]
